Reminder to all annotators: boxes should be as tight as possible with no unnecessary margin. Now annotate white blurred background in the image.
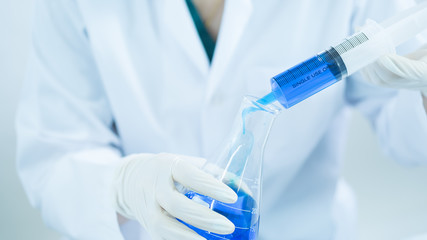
[1,1,427,239]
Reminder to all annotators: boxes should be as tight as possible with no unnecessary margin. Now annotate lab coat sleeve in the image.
[345,0,427,165]
[16,0,124,239]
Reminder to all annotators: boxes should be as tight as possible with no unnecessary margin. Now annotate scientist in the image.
[16,0,427,239]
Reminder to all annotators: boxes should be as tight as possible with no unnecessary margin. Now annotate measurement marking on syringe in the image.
[334,32,369,55]
[269,4,427,109]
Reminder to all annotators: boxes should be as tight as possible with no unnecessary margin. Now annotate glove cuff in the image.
[111,157,137,221]
[112,154,155,222]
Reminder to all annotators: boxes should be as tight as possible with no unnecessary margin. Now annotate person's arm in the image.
[346,77,427,165]
[362,47,427,115]
[18,1,238,239]
[16,0,124,239]
[345,0,427,165]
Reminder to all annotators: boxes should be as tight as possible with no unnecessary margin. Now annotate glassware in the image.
[181,96,281,240]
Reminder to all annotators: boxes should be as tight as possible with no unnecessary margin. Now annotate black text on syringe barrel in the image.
[270,32,372,109]
[270,47,348,109]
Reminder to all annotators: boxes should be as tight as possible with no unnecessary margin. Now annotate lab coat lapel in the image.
[206,0,253,99]
[163,0,210,76]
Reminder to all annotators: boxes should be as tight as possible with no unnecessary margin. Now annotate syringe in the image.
[259,2,427,109]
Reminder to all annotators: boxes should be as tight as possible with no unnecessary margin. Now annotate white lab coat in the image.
[16,0,427,239]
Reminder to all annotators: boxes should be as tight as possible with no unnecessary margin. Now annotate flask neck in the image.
[208,96,281,192]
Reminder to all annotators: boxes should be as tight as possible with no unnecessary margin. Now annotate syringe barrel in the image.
[340,2,427,75]
[270,2,427,109]
[271,48,347,109]
[381,1,427,46]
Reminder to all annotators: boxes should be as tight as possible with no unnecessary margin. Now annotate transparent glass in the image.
[182,96,281,240]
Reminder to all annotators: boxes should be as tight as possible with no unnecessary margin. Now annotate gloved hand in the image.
[362,44,427,97]
[112,153,238,240]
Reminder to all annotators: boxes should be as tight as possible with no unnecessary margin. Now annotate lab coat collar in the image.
[207,0,253,99]
[163,0,210,76]
[163,0,253,98]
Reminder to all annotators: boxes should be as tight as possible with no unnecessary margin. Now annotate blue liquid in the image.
[181,187,259,240]
[241,100,271,134]
[256,92,277,106]
[179,98,264,239]
[270,48,347,109]
[180,119,258,239]
[241,107,259,134]
[179,130,258,239]
[225,131,254,176]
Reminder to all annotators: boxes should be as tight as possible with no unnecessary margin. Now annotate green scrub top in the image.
[185,0,216,63]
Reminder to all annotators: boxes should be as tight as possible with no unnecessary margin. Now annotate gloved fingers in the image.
[172,158,237,203]
[378,54,427,82]
[361,45,427,92]
[363,55,427,90]
[143,204,197,240]
[154,212,206,240]
[156,183,235,235]
[174,154,207,168]
[362,63,386,86]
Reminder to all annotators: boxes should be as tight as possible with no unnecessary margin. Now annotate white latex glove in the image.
[362,44,427,97]
[112,153,238,240]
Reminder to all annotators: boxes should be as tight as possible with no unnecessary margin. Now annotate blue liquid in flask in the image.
[182,185,259,240]
[180,105,262,239]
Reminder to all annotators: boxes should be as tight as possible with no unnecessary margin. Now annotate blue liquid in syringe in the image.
[180,49,346,238]
[259,48,347,109]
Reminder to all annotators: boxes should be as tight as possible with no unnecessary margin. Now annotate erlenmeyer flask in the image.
[182,96,281,240]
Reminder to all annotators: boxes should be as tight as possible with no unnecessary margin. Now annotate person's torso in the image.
[76,0,358,238]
